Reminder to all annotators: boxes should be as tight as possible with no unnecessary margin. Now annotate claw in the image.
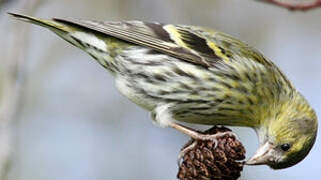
[223,131,240,141]
[177,141,198,166]
[212,138,218,149]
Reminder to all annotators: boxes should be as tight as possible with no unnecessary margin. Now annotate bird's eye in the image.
[280,143,291,151]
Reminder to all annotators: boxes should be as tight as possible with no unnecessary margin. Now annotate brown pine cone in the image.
[177,126,246,180]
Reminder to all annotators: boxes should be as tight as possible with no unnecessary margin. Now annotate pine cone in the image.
[177,126,246,180]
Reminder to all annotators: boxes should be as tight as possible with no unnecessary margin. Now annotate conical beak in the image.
[246,142,274,165]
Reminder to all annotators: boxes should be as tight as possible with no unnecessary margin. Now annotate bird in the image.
[9,13,318,169]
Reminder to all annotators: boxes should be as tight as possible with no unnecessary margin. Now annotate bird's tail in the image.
[9,13,121,73]
[8,12,73,33]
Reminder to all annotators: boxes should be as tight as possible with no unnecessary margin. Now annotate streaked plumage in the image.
[9,13,317,170]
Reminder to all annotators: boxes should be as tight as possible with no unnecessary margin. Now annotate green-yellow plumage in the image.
[9,13,317,169]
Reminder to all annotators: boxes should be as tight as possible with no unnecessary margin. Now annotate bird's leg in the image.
[168,121,239,142]
[152,104,239,164]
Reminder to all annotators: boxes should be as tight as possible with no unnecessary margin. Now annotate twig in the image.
[256,0,321,11]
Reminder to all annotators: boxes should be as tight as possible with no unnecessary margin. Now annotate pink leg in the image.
[168,122,239,141]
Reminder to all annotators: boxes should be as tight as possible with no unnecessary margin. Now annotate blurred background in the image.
[0,0,320,179]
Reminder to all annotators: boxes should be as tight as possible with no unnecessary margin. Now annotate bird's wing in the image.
[9,12,269,68]
[53,19,257,68]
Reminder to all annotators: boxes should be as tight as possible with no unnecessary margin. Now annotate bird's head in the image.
[246,93,318,169]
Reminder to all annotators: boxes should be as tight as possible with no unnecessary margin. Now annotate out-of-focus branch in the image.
[0,0,42,179]
[5,0,41,118]
[0,0,11,7]
[256,0,321,11]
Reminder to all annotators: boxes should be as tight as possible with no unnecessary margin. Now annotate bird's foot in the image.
[172,122,239,165]
[168,122,239,142]
[176,131,239,165]
[196,131,240,142]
